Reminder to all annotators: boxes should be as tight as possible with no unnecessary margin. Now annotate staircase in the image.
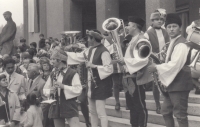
[71,90,200,127]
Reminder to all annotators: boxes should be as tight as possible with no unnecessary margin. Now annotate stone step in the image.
[66,122,86,127]
[106,97,200,116]
[79,112,165,127]
[105,105,200,127]
[119,91,200,104]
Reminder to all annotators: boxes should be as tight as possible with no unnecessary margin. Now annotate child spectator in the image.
[24,93,43,127]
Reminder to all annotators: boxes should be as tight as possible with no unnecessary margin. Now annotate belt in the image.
[123,73,136,78]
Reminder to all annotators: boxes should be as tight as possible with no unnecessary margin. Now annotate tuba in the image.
[61,31,81,45]
[187,26,200,78]
[102,18,127,72]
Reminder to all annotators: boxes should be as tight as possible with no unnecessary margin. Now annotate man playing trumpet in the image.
[148,13,194,127]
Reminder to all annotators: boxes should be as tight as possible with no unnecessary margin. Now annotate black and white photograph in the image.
[0,0,200,127]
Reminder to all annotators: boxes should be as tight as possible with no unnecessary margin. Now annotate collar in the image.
[128,33,140,46]
[153,26,161,30]
[91,43,102,48]
[170,35,181,41]
[5,71,15,77]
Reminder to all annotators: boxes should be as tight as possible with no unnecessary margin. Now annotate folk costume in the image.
[43,49,82,127]
[66,30,113,127]
[123,16,153,127]
[102,35,123,110]
[155,13,194,127]
[144,11,170,114]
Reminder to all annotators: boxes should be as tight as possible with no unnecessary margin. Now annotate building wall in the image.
[189,0,200,23]
[23,0,47,45]
[46,0,64,39]
[119,0,146,30]
[146,0,175,28]
[63,0,82,32]
[96,0,119,32]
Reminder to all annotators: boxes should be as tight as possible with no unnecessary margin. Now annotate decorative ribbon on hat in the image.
[86,30,103,40]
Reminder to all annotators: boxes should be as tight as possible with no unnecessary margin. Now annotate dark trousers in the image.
[41,103,54,127]
[80,99,90,125]
[153,82,161,108]
[127,84,148,127]
[161,91,190,127]
[112,73,123,104]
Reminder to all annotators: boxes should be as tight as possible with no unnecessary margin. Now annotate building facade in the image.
[23,0,200,44]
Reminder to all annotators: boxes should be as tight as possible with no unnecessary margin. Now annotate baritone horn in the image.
[133,38,152,60]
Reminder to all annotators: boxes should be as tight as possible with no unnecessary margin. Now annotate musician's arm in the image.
[97,51,113,80]
[156,43,190,86]
[124,57,148,74]
[62,73,82,100]
[66,51,85,65]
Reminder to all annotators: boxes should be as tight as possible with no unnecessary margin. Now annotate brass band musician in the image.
[148,13,194,127]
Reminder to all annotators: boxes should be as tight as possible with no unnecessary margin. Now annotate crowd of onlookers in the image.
[0,33,72,127]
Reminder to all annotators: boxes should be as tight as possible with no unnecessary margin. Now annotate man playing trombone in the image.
[148,13,194,127]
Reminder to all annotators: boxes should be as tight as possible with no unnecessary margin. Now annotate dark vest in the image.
[146,28,169,53]
[59,68,78,118]
[167,36,194,92]
[88,44,113,100]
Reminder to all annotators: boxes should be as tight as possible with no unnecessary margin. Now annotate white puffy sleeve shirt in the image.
[156,43,190,87]
[66,47,113,80]
[43,69,82,100]
[124,35,149,74]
